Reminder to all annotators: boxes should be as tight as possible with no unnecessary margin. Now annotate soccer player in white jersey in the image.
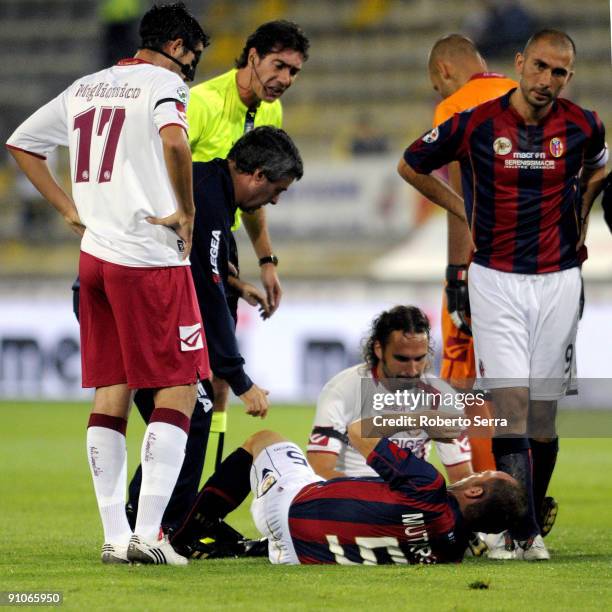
[307,306,473,483]
[6,3,210,565]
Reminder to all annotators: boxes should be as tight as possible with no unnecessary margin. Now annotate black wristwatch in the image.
[258,255,279,267]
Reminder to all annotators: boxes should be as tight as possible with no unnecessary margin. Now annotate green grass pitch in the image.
[1,402,611,611]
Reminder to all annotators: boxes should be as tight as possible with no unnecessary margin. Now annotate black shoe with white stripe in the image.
[127,533,188,566]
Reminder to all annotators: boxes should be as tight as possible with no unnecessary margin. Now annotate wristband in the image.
[446,264,468,282]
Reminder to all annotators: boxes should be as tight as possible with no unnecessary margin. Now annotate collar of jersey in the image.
[503,88,559,126]
[468,71,507,82]
[232,68,264,113]
[116,58,154,66]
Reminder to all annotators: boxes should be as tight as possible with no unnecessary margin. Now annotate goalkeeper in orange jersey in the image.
[428,34,516,471]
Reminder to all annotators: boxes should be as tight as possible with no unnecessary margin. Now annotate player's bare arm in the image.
[306,451,347,480]
[446,162,473,265]
[243,209,282,314]
[397,158,467,223]
[445,161,474,335]
[148,125,195,259]
[239,383,270,418]
[347,420,380,460]
[8,149,84,237]
[577,165,607,249]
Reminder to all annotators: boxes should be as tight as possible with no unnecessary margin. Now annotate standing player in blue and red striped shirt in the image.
[398,30,608,561]
[171,423,526,565]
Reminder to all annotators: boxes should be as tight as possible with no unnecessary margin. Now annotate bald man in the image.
[428,35,516,475]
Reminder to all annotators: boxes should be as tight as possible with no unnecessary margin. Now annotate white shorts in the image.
[250,442,322,565]
[468,263,580,400]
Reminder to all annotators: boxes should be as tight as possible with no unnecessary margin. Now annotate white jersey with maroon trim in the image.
[306,363,471,477]
[7,59,191,267]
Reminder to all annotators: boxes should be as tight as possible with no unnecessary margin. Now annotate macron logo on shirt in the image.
[179,323,204,351]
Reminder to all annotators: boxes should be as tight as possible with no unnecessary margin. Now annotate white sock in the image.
[135,420,188,542]
[86,426,132,546]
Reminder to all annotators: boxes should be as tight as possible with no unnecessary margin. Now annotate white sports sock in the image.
[86,426,132,546]
[135,420,188,542]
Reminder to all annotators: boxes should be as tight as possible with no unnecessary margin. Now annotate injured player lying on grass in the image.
[169,414,527,565]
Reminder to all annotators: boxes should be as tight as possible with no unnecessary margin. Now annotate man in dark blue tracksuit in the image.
[125,126,303,532]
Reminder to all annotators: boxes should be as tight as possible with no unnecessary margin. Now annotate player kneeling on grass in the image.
[171,417,527,565]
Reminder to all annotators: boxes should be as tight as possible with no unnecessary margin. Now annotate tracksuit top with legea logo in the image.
[189,159,252,396]
[7,58,190,267]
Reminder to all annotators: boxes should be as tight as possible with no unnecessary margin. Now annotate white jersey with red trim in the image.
[306,363,472,477]
[7,59,190,267]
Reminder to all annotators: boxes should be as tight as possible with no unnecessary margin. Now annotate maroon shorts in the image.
[79,251,210,389]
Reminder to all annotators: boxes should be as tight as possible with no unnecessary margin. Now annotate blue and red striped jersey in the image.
[287,438,468,564]
[404,90,607,274]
